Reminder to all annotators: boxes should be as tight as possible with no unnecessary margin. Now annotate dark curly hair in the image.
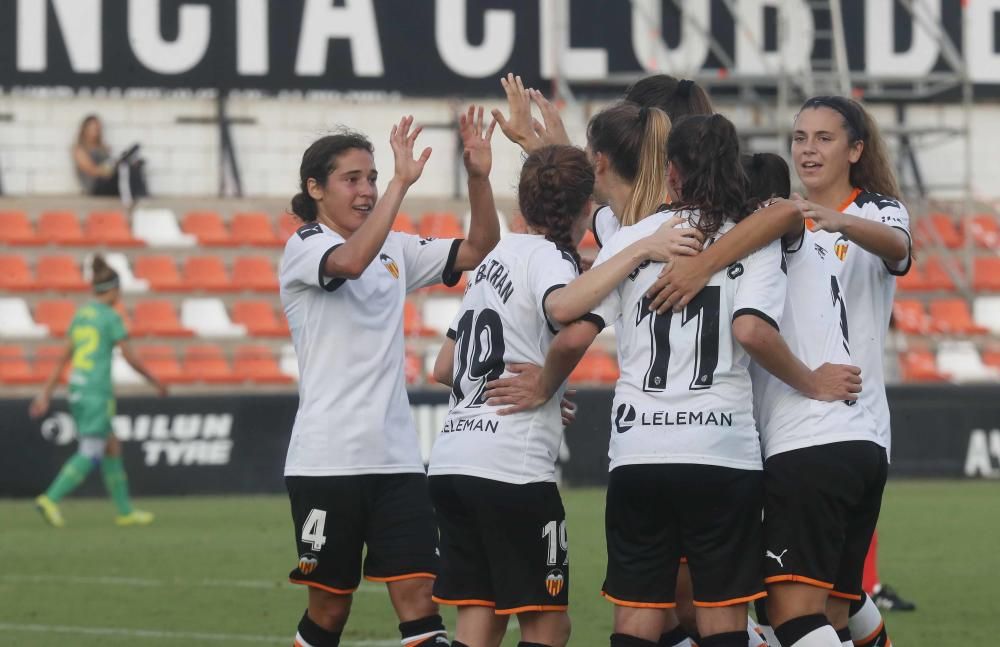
[741,153,791,202]
[667,114,751,237]
[518,145,595,268]
[290,130,374,222]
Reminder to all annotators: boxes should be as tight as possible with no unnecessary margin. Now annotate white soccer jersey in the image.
[428,234,579,484]
[751,227,879,459]
[592,205,621,249]
[280,221,461,476]
[808,189,911,457]
[590,209,786,471]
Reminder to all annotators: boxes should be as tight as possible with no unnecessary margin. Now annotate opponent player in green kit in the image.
[30,255,166,527]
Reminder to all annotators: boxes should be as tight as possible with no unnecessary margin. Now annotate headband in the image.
[805,97,866,140]
[93,276,120,293]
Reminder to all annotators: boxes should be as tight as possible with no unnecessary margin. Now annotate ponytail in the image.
[587,102,671,227]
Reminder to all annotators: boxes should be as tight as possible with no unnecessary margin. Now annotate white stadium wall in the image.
[2,93,1000,202]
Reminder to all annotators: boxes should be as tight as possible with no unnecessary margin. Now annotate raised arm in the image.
[453,105,502,272]
[324,116,431,279]
[646,199,802,313]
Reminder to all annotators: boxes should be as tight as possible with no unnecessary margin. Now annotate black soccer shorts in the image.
[603,463,765,608]
[429,474,569,615]
[762,440,888,600]
[285,473,439,594]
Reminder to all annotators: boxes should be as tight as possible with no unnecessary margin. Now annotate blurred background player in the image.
[30,255,165,527]
[278,110,500,647]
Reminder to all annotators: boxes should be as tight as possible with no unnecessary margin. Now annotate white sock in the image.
[748,616,768,646]
[789,625,841,647]
[849,594,887,644]
[759,624,781,647]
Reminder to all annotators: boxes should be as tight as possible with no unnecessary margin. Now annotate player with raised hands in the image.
[278,108,500,647]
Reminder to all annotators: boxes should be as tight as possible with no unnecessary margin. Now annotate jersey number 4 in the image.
[451,309,505,407]
[301,508,327,551]
[636,286,721,392]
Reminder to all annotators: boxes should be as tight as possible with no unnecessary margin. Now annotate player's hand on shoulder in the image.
[644,216,704,263]
[492,73,544,153]
[484,362,546,415]
[806,363,862,402]
[390,115,432,187]
[459,104,496,181]
[645,254,714,315]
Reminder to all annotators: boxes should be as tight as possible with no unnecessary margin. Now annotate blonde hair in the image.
[587,103,671,227]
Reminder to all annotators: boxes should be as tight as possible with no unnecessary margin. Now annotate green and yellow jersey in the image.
[67,302,127,436]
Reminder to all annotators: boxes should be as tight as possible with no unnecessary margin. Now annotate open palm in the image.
[460,104,496,180]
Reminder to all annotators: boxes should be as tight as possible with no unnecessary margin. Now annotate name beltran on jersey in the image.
[473,258,514,303]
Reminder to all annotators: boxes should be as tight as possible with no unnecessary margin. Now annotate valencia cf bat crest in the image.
[298,553,319,575]
[380,253,400,279]
[834,236,849,261]
[545,569,565,597]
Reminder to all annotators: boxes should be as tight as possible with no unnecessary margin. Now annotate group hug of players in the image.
[278,73,910,647]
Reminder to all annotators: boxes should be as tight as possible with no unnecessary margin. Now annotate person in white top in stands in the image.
[486,109,856,647]
[645,98,911,647]
[278,109,500,647]
[428,144,686,647]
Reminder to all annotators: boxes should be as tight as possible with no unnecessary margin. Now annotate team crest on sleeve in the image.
[297,553,319,575]
[379,253,400,279]
[545,569,565,597]
[834,236,849,261]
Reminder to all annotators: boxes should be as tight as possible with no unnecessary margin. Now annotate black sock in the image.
[659,625,690,647]
[754,597,770,626]
[611,634,659,647]
[775,614,830,647]
[451,642,470,647]
[296,610,341,647]
[836,627,852,644]
[399,614,448,646]
[699,631,748,647]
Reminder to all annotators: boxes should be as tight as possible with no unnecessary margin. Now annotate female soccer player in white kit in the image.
[647,98,908,647]
[278,109,500,647]
[429,144,687,647]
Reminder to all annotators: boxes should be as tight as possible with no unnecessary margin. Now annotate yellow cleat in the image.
[115,509,154,526]
[35,495,65,528]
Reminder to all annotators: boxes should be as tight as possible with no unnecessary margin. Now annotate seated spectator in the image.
[73,114,148,205]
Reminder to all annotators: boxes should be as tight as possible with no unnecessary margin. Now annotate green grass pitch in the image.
[0,481,997,646]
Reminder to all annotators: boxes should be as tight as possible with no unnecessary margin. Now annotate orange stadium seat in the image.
[570,349,619,384]
[392,212,418,235]
[133,255,188,292]
[579,229,598,250]
[181,211,236,247]
[34,299,77,337]
[899,349,949,382]
[0,255,38,291]
[183,256,235,292]
[33,344,71,384]
[232,255,279,292]
[419,212,464,239]
[968,213,1000,250]
[982,348,1000,370]
[915,212,963,249]
[38,211,91,246]
[132,300,193,337]
[136,345,191,384]
[86,211,143,247]
[230,212,282,247]
[231,300,289,337]
[0,346,39,384]
[922,256,961,291]
[278,212,303,241]
[0,211,41,246]
[183,344,239,384]
[892,300,931,335]
[404,300,434,337]
[234,345,294,384]
[929,299,989,335]
[973,257,1000,291]
[895,262,928,292]
[404,350,423,385]
[37,255,88,292]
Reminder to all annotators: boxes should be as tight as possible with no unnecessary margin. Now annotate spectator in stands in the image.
[30,255,166,528]
[73,114,148,205]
